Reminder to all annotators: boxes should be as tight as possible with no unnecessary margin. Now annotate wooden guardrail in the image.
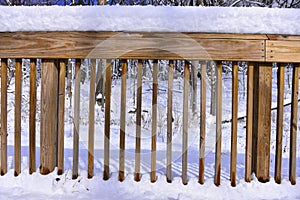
[0,32,299,186]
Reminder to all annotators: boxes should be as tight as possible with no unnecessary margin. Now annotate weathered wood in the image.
[88,59,96,179]
[151,60,158,183]
[72,59,81,180]
[57,60,66,176]
[14,59,22,176]
[230,62,238,187]
[245,63,254,182]
[0,32,265,61]
[29,59,36,174]
[289,65,299,185]
[275,64,285,184]
[166,60,174,183]
[182,61,189,185]
[267,35,300,41]
[119,59,127,182]
[252,63,272,182]
[1,58,8,175]
[266,40,300,63]
[103,60,112,181]
[214,61,222,186]
[40,59,58,175]
[199,61,206,185]
[135,60,142,182]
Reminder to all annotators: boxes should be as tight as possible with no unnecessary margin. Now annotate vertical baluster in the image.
[275,63,284,184]
[167,60,174,183]
[199,61,206,184]
[230,62,238,187]
[135,60,142,182]
[103,60,112,180]
[119,59,127,182]
[1,58,8,175]
[214,61,222,186]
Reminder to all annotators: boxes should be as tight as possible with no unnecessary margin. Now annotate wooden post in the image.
[245,63,254,182]
[199,61,206,185]
[214,61,222,186]
[230,62,238,187]
[166,60,174,183]
[57,60,66,175]
[182,61,189,185]
[40,59,58,175]
[135,60,142,182]
[29,59,37,174]
[119,59,127,182]
[1,58,8,175]
[252,63,272,182]
[151,60,158,183]
[103,60,112,181]
[72,59,81,179]
[14,59,22,176]
[275,64,284,184]
[88,59,96,179]
[289,64,299,185]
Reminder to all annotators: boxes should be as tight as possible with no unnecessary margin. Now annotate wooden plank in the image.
[40,59,58,175]
[57,60,66,176]
[214,61,222,186]
[230,62,238,187]
[166,60,174,183]
[103,60,112,180]
[119,59,127,182]
[267,35,300,41]
[266,40,300,63]
[275,64,284,184]
[151,60,158,183]
[245,63,254,182]
[29,59,36,174]
[1,58,8,175]
[72,59,81,180]
[182,61,189,185]
[0,32,265,62]
[135,60,142,182]
[199,61,206,185]
[253,63,272,182]
[88,59,96,179]
[14,59,22,176]
[289,64,299,185]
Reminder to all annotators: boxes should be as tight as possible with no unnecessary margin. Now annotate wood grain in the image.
[166,60,174,183]
[1,58,7,175]
[119,59,127,182]
[103,60,112,181]
[40,59,58,175]
[182,61,189,185]
[135,60,142,182]
[88,59,96,179]
[57,60,66,176]
[275,64,284,184]
[245,63,254,182]
[266,40,300,63]
[14,59,22,176]
[289,65,299,185]
[72,59,81,180]
[199,61,206,185]
[29,59,36,175]
[230,62,238,187]
[214,61,222,186]
[0,32,265,61]
[151,60,158,183]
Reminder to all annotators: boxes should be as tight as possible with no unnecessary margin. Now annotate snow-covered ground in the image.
[0,60,299,199]
[0,6,300,34]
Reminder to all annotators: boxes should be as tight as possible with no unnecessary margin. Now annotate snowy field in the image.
[0,60,299,199]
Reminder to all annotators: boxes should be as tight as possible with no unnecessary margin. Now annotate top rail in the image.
[0,32,300,62]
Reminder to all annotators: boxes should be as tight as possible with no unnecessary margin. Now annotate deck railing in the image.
[0,32,299,186]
